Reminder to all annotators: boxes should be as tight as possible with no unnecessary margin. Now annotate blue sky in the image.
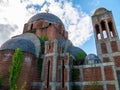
[0,0,120,55]
[72,0,120,54]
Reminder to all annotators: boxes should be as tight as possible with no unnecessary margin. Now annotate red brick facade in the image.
[23,20,68,40]
[106,85,116,90]
[0,50,37,89]
[110,41,118,52]
[104,66,115,80]
[101,43,108,54]
[83,67,102,81]
[113,56,120,67]
[103,57,110,62]
[83,85,103,90]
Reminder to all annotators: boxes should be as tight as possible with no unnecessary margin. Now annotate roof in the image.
[67,46,86,59]
[85,54,101,64]
[93,7,108,16]
[28,12,65,29]
[14,33,40,58]
[0,37,36,55]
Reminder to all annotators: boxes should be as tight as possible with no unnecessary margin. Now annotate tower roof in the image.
[28,12,65,29]
[0,37,36,55]
[93,7,108,16]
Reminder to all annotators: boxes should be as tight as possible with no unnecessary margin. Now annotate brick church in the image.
[0,7,120,90]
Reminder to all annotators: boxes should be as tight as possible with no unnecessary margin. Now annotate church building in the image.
[0,8,120,90]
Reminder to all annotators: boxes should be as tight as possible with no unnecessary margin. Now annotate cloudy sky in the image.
[0,0,120,54]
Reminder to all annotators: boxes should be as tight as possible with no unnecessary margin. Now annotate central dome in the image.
[28,12,65,29]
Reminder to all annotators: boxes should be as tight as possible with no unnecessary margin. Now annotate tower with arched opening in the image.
[92,8,120,64]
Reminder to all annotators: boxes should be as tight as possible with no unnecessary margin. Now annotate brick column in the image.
[99,24,104,39]
[101,64,107,90]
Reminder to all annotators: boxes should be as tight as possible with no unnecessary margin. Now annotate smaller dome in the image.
[67,46,86,60]
[93,7,108,15]
[13,33,41,58]
[85,54,101,65]
[0,37,36,55]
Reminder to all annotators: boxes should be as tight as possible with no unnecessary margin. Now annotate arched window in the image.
[30,23,33,30]
[101,21,107,38]
[62,59,65,88]
[108,21,115,37]
[47,60,50,88]
[95,24,101,40]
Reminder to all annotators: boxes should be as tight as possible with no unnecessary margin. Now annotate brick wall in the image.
[45,42,54,54]
[56,54,69,82]
[104,66,115,80]
[0,50,37,90]
[44,56,53,82]
[23,20,68,40]
[103,57,110,62]
[110,41,118,52]
[83,85,103,90]
[56,85,68,90]
[83,67,102,81]
[113,56,120,67]
[106,84,116,90]
[101,43,108,54]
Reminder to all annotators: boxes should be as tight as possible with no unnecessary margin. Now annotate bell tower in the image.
[92,8,120,65]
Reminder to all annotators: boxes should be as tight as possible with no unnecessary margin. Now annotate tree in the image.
[0,76,4,87]
[38,35,48,41]
[74,51,86,65]
[9,48,24,90]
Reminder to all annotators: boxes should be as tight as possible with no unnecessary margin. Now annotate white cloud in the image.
[0,0,93,47]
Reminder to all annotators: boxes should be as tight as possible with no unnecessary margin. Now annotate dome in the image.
[13,33,41,58]
[67,46,86,60]
[0,37,36,55]
[28,12,65,29]
[85,54,101,64]
[93,7,108,15]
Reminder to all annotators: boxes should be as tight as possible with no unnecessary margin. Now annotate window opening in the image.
[108,22,115,37]
[101,21,107,38]
[30,23,33,30]
[47,60,50,88]
[62,60,65,88]
[95,24,101,40]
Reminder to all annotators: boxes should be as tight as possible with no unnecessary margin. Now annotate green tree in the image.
[39,35,48,41]
[74,51,86,65]
[0,76,4,87]
[9,48,24,90]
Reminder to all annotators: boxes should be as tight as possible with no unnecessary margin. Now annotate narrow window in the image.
[108,22,115,37]
[30,23,33,30]
[101,21,107,38]
[62,60,65,88]
[48,44,51,50]
[95,24,101,40]
[47,60,50,88]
